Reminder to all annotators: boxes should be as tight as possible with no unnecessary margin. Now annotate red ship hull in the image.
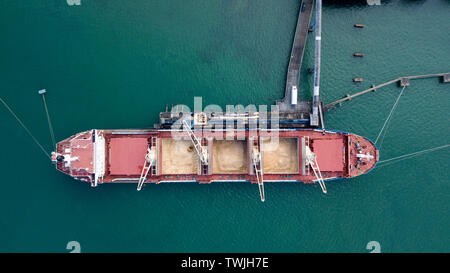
[52,129,378,191]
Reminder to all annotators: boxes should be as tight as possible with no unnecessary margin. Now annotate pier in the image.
[158,0,317,129]
[443,74,450,83]
[324,73,450,111]
[157,1,448,131]
[276,0,314,115]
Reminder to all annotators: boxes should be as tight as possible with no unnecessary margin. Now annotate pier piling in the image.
[324,73,449,111]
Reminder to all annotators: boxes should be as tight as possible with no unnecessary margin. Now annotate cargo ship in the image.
[51,120,378,201]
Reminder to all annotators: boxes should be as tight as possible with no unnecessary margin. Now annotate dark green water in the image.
[1,0,449,252]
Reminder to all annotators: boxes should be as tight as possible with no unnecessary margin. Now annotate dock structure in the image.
[156,0,448,131]
[276,0,314,116]
[324,73,450,111]
[399,78,410,87]
[158,0,317,129]
[311,0,323,127]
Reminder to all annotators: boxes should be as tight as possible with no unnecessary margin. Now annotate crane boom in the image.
[137,146,156,191]
[251,137,265,202]
[305,145,327,194]
[182,120,209,165]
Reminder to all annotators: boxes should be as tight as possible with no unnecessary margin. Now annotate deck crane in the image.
[251,137,265,202]
[182,120,209,165]
[137,146,156,191]
[305,145,327,194]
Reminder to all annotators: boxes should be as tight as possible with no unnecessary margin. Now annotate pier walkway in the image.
[276,0,314,114]
[324,73,450,111]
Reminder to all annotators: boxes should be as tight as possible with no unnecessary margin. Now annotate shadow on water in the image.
[323,0,449,7]
[398,0,427,5]
[323,0,392,7]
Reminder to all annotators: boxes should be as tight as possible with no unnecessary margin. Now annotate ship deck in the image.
[55,128,378,185]
[100,129,354,184]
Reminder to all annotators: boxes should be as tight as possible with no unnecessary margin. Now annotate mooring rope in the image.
[374,86,406,145]
[41,93,56,148]
[0,97,51,160]
[375,144,450,169]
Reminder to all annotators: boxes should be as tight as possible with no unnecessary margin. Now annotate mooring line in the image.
[374,86,406,145]
[40,91,56,148]
[375,144,450,169]
[0,97,51,160]
[377,115,391,152]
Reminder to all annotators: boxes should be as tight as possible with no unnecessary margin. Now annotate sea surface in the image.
[0,0,449,252]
